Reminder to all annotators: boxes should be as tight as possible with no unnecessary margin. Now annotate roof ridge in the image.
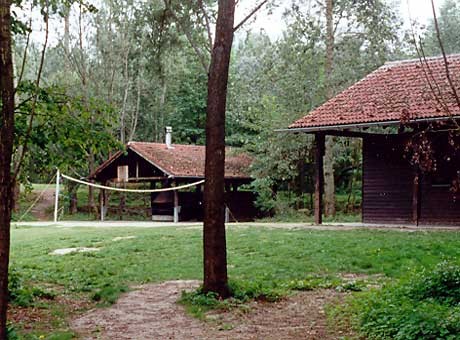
[383,53,460,68]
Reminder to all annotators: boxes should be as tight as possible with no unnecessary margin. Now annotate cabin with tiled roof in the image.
[287,54,460,226]
[91,128,257,222]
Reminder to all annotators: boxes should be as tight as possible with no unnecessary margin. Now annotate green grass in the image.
[11,226,460,292]
[9,225,460,337]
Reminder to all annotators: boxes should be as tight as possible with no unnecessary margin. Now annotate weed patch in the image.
[8,268,55,307]
[179,279,286,319]
[91,284,128,306]
[340,261,460,339]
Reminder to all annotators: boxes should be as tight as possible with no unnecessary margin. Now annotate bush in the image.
[348,261,460,339]
[408,261,460,305]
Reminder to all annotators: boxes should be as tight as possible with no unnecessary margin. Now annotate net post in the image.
[100,189,105,222]
[225,206,230,224]
[54,169,60,223]
[173,185,179,223]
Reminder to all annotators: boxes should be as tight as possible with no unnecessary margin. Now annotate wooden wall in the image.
[95,150,165,182]
[363,134,460,226]
[362,136,413,224]
[419,133,460,224]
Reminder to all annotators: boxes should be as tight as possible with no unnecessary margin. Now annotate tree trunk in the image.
[323,0,336,217]
[67,181,79,215]
[203,0,235,298]
[0,0,15,335]
[323,137,336,216]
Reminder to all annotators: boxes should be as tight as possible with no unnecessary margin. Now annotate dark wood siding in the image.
[419,134,460,225]
[362,136,413,224]
[95,150,165,182]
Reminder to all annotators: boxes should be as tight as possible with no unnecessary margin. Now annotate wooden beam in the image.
[301,130,413,139]
[315,133,325,225]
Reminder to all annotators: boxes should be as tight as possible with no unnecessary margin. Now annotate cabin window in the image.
[117,165,129,182]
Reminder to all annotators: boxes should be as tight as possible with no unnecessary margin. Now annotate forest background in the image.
[12,0,460,219]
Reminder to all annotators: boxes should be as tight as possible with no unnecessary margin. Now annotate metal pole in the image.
[225,206,230,224]
[100,190,104,222]
[54,169,60,223]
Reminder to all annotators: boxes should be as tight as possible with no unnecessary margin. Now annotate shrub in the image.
[407,261,460,305]
[347,261,460,340]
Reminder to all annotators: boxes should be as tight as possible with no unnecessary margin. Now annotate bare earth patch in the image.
[29,188,55,221]
[71,280,347,339]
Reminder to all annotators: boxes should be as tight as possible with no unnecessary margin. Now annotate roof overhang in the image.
[128,145,174,178]
[277,115,460,134]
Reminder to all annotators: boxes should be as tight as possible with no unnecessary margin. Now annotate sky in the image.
[26,0,446,48]
[235,0,445,41]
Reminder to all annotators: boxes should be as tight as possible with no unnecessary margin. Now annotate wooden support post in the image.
[412,169,421,226]
[314,133,325,225]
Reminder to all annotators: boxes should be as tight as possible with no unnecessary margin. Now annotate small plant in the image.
[179,280,287,319]
[8,267,55,307]
[335,280,364,293]
[285,276,338,291]
[228,280,286,303]
[6,323,19,340]
[407,261,460,305]
[91,283,128,305]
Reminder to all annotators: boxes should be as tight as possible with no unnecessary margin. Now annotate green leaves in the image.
[14,82,121,179]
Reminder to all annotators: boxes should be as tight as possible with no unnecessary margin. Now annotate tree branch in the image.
[163,0,209,73]
[431,0,460,111]
[15,12,32,94]
[197,0,213,52]
[233,0,269,32]
[13,2,49,181]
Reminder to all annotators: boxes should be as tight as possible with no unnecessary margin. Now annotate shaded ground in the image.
[71,280,347,339]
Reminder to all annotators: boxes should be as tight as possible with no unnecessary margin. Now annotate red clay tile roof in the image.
[289,54,460,130]
[128,142,252,179]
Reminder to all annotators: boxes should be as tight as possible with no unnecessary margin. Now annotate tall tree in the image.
[0,0,14,335]
[423,0,460,56]
[203,0,235,298]
[323,0,335,217]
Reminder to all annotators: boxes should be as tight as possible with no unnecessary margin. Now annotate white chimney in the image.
[165,126,173,149]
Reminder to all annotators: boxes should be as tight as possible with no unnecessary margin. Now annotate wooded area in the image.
[1,0,460,336]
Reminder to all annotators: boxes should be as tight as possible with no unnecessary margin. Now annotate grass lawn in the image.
[8,225,460,338]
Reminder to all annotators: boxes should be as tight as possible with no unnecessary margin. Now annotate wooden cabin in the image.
[287,54,460,226]
[90,130,257,222]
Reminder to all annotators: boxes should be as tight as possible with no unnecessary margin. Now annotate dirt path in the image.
[28,189,55,221]
[71,281,345,339]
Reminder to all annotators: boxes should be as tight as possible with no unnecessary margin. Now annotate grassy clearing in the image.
[8,225,460,338]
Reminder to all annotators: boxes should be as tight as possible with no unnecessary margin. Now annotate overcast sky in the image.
[235,0,445,40]
[26,0,445,49]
